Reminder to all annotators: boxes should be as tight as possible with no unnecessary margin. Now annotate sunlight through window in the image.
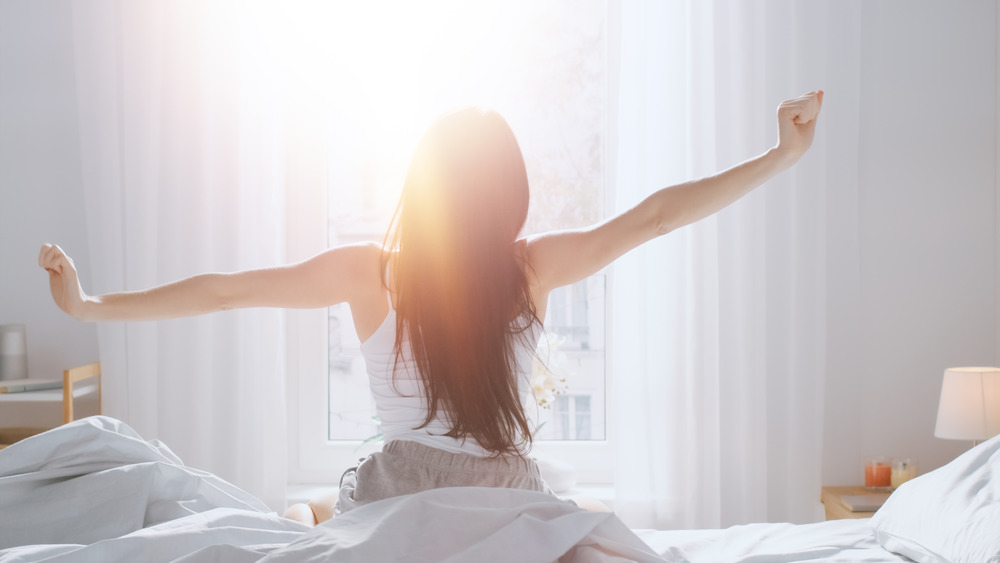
[247,0,609,443]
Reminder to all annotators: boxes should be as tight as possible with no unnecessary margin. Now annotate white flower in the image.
[531,331,568,409]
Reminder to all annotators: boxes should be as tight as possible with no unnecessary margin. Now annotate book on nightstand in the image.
[839,494,889,512]
[0,378,63,394]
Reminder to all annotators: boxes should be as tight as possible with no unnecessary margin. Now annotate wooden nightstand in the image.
[0,362,101,449]
[821,486,891,520]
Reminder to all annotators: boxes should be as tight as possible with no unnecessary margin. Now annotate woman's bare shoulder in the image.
[282,241,386,304]
[335,241,386,288]
[312,241,384,271]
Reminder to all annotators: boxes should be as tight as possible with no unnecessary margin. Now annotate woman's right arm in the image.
[38,242,380,322]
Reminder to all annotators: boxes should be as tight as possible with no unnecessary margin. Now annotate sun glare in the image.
[289,0,610,441]
[232,1,527,216]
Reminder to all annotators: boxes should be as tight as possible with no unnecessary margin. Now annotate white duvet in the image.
[0,417,902,562]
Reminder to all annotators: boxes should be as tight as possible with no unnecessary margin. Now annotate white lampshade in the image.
[934,367,1000,441]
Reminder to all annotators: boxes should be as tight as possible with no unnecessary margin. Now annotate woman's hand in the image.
[39,244,89,320]
[774,90,823,164]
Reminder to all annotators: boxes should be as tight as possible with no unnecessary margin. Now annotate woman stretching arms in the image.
[40,90,822,525]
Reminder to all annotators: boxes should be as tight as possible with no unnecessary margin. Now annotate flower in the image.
[531,331,568,409]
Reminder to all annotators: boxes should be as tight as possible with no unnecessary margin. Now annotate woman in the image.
[39,91,823,525]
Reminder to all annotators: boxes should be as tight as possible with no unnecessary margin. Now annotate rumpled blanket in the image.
[0,417,663,562]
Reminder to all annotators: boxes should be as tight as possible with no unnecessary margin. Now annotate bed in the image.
[1,417,997,562]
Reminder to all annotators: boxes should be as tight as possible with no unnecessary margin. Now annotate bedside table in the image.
[0,363,101,449]
[821,486,891,520]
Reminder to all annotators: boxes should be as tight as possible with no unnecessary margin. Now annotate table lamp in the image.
[934,367,1000,447]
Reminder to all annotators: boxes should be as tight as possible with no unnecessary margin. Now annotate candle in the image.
[0,324,28,381]
[891,459,918,489]
[865,457,892,489]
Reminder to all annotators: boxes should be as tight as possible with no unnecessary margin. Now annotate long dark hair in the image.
[381,107,538,456]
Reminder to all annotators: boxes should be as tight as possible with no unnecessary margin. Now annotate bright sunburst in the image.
[231,1,531,216]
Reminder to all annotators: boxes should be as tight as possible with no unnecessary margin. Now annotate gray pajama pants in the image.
[334,440,560,515]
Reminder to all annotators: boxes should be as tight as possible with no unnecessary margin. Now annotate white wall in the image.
[0,0,99,425]
[822,1,999,485]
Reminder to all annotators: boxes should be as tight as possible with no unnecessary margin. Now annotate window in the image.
[289,0,613,484]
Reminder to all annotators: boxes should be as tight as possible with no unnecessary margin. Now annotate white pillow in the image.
[870,433,1000,563]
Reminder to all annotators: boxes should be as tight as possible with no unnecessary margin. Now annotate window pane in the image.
[553,395,572,440]
[574,396,592,441]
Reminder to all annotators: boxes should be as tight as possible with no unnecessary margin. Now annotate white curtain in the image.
[70,2,300,509]
[612,0,862,528]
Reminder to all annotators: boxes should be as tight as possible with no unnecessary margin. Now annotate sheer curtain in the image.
[67,0,862,520]
[70,2,303,509]
[612,0,861,529]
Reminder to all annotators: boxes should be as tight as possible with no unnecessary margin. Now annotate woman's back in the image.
[360,288,543,456]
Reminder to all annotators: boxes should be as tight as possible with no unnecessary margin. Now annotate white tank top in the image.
[359,294,542,456]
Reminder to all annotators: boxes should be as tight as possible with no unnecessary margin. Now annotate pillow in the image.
[870,433,1000,563]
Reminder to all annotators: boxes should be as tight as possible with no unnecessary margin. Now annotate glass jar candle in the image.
[891,459,918,489]
[865,457,892,489]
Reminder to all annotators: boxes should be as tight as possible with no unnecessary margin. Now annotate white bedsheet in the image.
[0,417,903,562]
[637,519,905,562]
[0,417,306,562]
